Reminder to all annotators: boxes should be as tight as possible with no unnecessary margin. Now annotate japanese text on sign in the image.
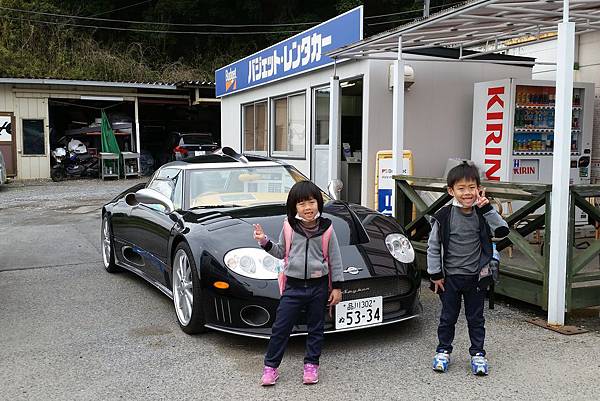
[247,34,332,83]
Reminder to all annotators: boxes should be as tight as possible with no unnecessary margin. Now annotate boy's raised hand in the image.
[253,224,266,242]
[476,188,489,208]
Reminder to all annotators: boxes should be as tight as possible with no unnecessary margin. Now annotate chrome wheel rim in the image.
[102,218,111,268]
[173,249,193,326]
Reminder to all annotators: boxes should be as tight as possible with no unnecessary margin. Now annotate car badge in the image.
[343,266,362,275]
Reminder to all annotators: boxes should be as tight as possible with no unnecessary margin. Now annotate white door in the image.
[312,87,330,190]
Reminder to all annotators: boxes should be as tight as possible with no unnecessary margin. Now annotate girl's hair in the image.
[286,180,324,222]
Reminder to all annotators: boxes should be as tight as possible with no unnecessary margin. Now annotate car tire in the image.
[172,242,206,334]
[101,215,121,273]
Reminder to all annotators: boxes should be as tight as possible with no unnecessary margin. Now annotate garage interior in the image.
[48,83,220,176]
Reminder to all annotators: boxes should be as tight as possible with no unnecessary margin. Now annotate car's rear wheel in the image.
[172,242,206,334]
[101,215,121,273]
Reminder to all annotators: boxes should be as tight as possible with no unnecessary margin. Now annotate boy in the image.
[427,162,509,376]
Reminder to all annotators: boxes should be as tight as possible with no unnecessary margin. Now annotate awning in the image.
[329,0,600,59]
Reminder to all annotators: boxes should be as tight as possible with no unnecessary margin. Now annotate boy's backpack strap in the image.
[279,219,294,295]
[322,226,334,293]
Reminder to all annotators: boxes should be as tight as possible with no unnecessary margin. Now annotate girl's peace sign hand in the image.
[253,224,266,242]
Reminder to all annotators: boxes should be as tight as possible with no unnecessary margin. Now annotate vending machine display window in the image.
[513,85,585,156]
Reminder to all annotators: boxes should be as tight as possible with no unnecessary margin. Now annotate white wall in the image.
[376,55,531,179]
[507,40,558,80]
[577,32,600,96]
[363,59,393,208]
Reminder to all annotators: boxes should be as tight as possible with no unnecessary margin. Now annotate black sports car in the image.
[101,148,421,338]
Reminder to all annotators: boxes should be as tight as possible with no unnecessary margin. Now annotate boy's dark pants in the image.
[264,278,329,368]
[436,274,486,356]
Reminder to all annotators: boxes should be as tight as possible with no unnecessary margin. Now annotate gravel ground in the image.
[1,178,600,400]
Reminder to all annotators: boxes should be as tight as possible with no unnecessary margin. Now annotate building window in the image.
[314,87,330,145]
[242,101,267,154]
[22,119,45,155]
[272,93,305,158]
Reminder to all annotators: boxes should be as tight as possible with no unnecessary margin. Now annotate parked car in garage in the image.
[169,132,219,161]
[101,148,421,338]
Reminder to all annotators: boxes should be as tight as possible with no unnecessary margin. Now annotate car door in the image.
[128,167,183,284]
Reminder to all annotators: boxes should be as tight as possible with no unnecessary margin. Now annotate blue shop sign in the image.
[215,6,362,97]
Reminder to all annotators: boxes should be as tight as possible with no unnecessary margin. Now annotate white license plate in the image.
[194,151,205,156]
[335,296,382,329]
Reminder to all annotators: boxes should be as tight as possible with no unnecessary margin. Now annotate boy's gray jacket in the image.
[427,203,509,280]
[262,217,344,288]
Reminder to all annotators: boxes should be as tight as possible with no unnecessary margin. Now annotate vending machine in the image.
[471,78,595,222]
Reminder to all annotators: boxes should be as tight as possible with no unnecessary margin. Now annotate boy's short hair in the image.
[446,161,481,187]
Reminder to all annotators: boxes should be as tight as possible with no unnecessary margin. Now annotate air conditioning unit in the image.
[388,64,415,90]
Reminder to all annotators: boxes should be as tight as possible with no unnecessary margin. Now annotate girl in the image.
[253,180,343,386]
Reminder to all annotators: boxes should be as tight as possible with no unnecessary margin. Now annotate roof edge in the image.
[0,77,178,90]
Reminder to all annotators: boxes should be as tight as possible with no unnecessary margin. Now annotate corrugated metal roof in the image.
[175,80,215,88]
[0,77,179,90]
[0,77,217,90]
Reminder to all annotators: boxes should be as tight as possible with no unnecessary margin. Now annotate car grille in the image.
[213,296,233,324]
[340,277,412,301]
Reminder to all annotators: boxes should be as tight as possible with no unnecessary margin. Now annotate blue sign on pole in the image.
[378,189,393,216]
[215,6,363,97]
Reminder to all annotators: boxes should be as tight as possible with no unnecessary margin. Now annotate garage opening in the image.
[48,93,221,178]
[49,99,136,177]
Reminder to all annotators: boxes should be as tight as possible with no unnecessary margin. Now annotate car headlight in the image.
[224,248,283,279]
[385,233,415,263]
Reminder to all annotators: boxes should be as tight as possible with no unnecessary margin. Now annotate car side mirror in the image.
[125,188,175,214]
[327,179,343,200]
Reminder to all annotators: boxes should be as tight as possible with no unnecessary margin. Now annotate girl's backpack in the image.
[279,219,334,295]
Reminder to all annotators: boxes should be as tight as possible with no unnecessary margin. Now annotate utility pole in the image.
[423,0,430,17]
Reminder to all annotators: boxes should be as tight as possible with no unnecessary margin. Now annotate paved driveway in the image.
[1,179,599,400]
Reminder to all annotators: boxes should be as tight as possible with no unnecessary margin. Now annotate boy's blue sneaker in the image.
[432,351,451,372]
[470,353,489,376]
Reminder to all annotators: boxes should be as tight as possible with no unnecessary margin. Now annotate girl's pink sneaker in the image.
[303,363,319,384]
[261,366,279,386]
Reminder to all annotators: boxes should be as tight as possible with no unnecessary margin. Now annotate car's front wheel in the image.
[101,215,121,273]
[172,242,206,334]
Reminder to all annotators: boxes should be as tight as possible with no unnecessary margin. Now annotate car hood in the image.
[183,201,368,247]
[182,201,409,279]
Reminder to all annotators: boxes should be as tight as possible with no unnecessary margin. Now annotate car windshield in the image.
[188,165,328,208]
